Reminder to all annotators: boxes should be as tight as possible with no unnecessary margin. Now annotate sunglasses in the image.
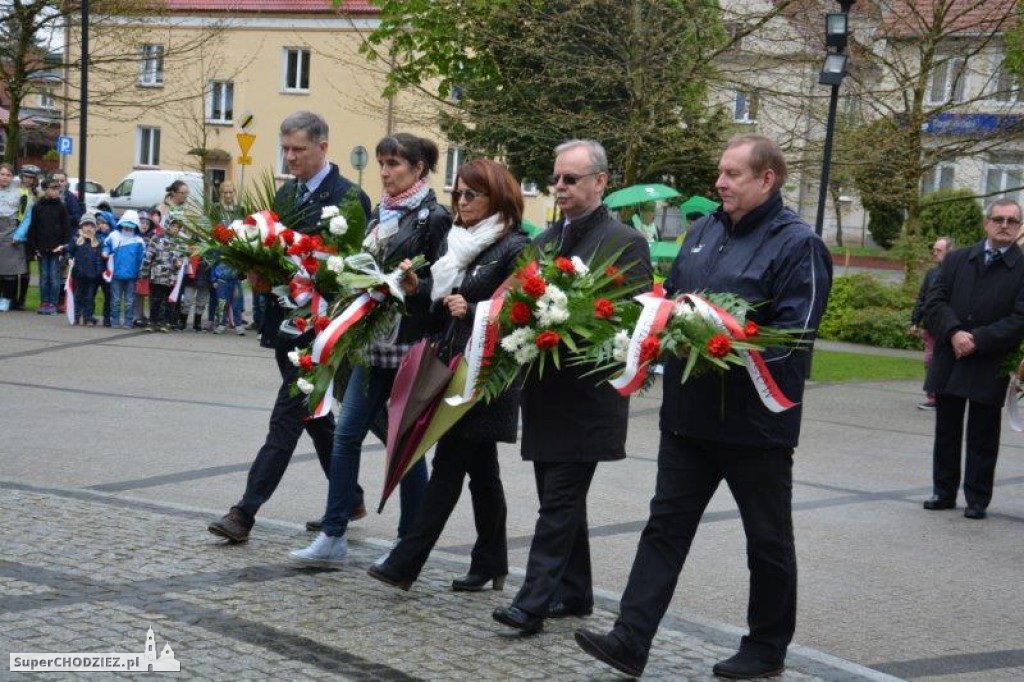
[547,172,600,186]
[453,188,486,202]
[988,216,1022,226]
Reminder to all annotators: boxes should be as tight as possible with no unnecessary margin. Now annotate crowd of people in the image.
[0,164,261,336]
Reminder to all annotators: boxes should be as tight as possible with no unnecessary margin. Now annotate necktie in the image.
[295,181,308,202]
[987,249,1002,266]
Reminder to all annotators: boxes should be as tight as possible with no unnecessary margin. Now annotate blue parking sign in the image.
[57,135,73,155]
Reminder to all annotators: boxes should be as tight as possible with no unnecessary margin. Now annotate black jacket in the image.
[660,193,833,449]
[520,205,653,462]
[435,226,530,443]
[924,241,1024,405]
[911,265,940,326]
[274,163,372,235]
[27,197,70,253]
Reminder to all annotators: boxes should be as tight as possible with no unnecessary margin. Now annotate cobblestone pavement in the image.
[0,483,876,681]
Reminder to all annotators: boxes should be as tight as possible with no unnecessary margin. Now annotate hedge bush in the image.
[919,188,984,249]
[819,274,922,350]
[865,202,904,249]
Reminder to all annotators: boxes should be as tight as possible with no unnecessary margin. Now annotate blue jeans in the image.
[37,253,62,306]
[213,278,238,326]
[322,364,428,538]
[110,278,137,326]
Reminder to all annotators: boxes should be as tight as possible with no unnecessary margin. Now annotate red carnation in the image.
[594,298,614,320]
[301,256,320,274]
[299,354,314,372]
[640,335,661,362]
[294,317,308,332]
[522,275,547,298]
[706,333,732,358]
[308,235,325,251]
[313,316,330,333]
[516,260,540,281]
[743,320,759,338]
[280,229,296,245]
[510,301,532,326]
[212,224,233,245]
[535,330,560,350]
[555,256,575,275]
[605,265,625,286]
[263,234,278,248]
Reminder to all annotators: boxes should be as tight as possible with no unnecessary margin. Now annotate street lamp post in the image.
[814,0,856,237]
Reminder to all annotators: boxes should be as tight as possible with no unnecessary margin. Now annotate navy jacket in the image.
[274,163,371,234]
[911,265,940,326]
[923,241,1024,406]
[660,193,833,448]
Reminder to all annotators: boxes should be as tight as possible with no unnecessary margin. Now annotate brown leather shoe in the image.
[208,510,251,543]
[349,502,367,521]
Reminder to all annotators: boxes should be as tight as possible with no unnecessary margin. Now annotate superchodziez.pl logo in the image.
[10,627,181,673]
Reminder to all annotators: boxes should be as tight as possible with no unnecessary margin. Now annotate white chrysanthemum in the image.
[514,343,539,365]
[326,255,345,274]
[297,378,315,395]
[230,219,259,241]
[501,327,535,352]
[674,301,699,321]
[287,349,302,367]
[612,330,631,363]
[321,205,341,220]
[570,256,589,276]
[329,215,349,235]
[539,284,567,307]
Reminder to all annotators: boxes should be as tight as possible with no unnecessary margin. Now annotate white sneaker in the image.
[235,326,246,336]
[214,325,226,334]
[289,532,347,567]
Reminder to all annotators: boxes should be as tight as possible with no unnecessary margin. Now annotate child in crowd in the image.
[67,213,104,325]
[26,178,70,314]
[133,210,156,327]
[102,210,146,329]
[178,236,211,332]
[210,256,245,336]
[94,211,116,326]
[141,216,184,333]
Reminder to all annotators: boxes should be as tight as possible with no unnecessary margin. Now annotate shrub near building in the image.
[918,188,984,248]
[819,274,922,350]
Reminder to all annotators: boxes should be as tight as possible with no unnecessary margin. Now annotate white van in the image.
[107,170,204,216]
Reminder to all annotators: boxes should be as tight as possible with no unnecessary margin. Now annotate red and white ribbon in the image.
[679,294,796,413]
[1006,371,1024,432]
[244,210,282,243]
[311,380,335,420]
[310,290,385,364]
[102,254,113,283]
[446,289,507,406]
[64,262,75,325]
[167,260,188,303]
[610,292,675,395]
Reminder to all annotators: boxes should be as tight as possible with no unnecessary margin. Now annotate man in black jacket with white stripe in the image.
[576,135,832,680]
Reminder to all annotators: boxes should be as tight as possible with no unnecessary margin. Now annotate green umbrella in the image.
[522,218,546,237]
[678,195,720,218]
[604,183,681,209]
[649,240,681,262]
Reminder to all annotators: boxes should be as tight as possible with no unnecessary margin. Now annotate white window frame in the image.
[136,126,161,167]
[38,87,56,110]
[282,48,311,93]
[921,163,956,195]
[732,90,758,124]
[206,80,234,124]
[984,159,1024,204]
[988,56,1021,104]
[926,56,967,105]
[444,146,467,189]
[139,44,164,87]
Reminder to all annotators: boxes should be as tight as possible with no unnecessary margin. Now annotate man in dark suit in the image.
[575,135,832,679]
[491,139,652,635]
[922,198,1024,520]
[208,111,372,543]
[910,236,953,409]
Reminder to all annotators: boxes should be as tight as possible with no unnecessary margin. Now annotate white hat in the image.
[118,209,141,229]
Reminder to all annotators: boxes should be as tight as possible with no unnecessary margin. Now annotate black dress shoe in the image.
[574,628,645,677]
[367,562,413,591]
[207,510,252,544]
[964,506,987,520]
[923,496,956,510]
[305,518,323,532]
[546,600,593,618]
[492,606,543,634]
[712,651,784,679]
[451,573,506,591]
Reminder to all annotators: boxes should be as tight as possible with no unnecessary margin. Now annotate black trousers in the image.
[92,278,111,322]
[149,282,174,326]
[232,333,337,522]
[387,435,508,580]
[613,434,796,665]
[933,393,1001,509]
[513,460,597,615]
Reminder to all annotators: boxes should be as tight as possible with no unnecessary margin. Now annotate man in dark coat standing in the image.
[491,139,652,635]
[910,236,953,409]
[922,198,1024,520]
[208,111,372,543]
[575,135,832,679]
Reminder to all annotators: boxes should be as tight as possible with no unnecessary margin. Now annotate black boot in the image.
[177,313,188,331]
[192,313,203,332]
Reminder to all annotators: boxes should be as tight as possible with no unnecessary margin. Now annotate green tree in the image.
[357,0,730,193]
[918,188,985,247]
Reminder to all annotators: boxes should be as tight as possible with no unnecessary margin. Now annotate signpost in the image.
[57,135,73,156]
[236,111,256,191]
[350,145,368,188]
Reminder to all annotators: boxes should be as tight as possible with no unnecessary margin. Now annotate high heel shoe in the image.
[367,562,413,591]
[451,573,506,592]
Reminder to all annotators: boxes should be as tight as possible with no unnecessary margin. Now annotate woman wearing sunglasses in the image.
[367,159,530,592]
[290,133,452,566]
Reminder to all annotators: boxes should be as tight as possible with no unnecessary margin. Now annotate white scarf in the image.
[430,213,506,301]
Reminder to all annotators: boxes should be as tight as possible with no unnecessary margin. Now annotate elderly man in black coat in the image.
[922,198,1024,520]
[208,111,372,543]
[491,139,652,635]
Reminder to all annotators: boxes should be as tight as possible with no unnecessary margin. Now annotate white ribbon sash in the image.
[167,260,187,303]
[64,262,75,324]
[609,292,675,395]
[446,290,507,406]
[1006,371,1023,432]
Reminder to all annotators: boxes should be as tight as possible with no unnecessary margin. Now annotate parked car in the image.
[68,177,112,213]
[107,170,204,216]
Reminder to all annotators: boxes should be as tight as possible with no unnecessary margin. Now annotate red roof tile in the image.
[879,0,1016,38]
[163,0,377,13]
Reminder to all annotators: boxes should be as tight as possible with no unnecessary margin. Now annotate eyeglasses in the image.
[547,172,601,186]
[453,188,486,202]
[987,216,1022,226]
